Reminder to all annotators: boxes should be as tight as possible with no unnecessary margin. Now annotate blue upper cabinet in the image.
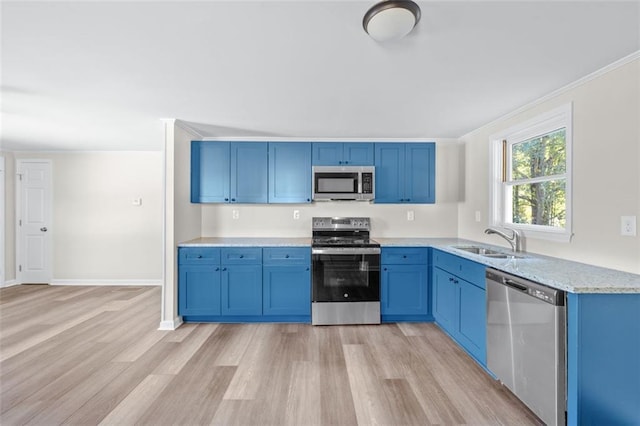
[192,141,267,203]
[268,143,312,203]
[230,142,268,203]
[191,141,230,203]
[374,142,435,204]
[312,142,374,165]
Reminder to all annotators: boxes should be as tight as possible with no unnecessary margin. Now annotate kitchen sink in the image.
[453,246,524,259]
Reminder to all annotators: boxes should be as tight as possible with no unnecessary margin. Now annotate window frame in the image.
[489,104,573,242]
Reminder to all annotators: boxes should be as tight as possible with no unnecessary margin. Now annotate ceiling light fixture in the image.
[363,0,421,42]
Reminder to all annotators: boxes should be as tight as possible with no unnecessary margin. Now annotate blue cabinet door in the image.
[374,143,404,203]
[312,142,374,165]
[191,141,230,203]
[263,265,311,316]
[432,268,457,334]
[458,279,486,364]
[343,143,374,165]
[381,264,429,315]
[221,265,263,316]
[268,143,312,203]
[405,143,435,203]
[178,264,221,316]
[312,143,342,165]
[375,142,436,204]
[231,142,268,203]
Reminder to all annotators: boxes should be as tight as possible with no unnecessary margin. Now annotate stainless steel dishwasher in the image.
[486,268,566,426]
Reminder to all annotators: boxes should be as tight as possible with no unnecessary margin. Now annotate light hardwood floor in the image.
[0,285,541,425]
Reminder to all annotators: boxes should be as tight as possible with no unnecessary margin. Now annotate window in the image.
[490,104,572,241]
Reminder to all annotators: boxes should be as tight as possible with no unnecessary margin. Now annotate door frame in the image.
[16,159,53,284]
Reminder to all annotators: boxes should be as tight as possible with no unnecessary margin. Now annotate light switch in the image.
[407,211,414,221]
[132,198,142,206]
[293,210,300,220]
[232,209,240,220]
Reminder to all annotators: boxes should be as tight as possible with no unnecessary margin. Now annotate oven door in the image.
[312,247,380,302]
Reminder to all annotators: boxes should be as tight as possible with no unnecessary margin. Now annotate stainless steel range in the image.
[311,217,381,325]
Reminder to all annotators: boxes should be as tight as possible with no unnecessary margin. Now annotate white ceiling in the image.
[1,1,639,151]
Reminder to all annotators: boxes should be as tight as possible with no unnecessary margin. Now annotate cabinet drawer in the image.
[263,247,311,265]
[221,247,262,264]
[382,247,429,265]
[433,249,485,289]
[179,247,220,265]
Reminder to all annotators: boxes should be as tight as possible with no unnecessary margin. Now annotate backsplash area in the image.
[201,202,459,238]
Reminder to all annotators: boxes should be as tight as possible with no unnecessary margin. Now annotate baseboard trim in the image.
[1,279,19,288]
[158,316,183,331]
[49,279,162,286]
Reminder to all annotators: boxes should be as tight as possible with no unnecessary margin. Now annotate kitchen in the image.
[2,1,640,425]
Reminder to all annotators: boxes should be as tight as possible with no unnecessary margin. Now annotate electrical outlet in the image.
[232,209,240,220]
[621,216,636,236]
[407,210,414,221]
[293,210,300,220]
[132,198,142,206]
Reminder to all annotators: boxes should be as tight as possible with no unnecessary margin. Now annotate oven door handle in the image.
[312,247,381,255]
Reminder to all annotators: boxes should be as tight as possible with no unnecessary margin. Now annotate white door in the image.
[0,156,5,286]
[17,160,52,284]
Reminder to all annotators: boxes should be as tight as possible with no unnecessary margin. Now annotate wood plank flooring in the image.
[0,285,542,425]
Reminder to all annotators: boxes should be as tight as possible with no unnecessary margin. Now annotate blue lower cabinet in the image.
[178,265,221,316]
[381,265,429,316]
[180,246,312,323]
[457,279,486,363]
[380,247,431,322]
[432,267,457,333]
[263,265,311,316]
[432,249,486,366]
[221,264,263,316]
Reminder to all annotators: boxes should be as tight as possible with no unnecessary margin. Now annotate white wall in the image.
[201,139,462,238]
[10,151,164,283]
[161,121,203,328]
[459,58,640,274]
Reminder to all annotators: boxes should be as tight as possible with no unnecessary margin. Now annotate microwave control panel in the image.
[361,173,373,194]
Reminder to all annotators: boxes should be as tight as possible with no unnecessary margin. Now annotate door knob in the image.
[40,227,48,232]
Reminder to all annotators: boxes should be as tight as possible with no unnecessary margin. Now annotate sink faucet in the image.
[484,227,522,252]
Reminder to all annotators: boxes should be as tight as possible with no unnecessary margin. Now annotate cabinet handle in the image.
[224,198,229,201]
[285,254,290,258]
[215,267,220,271]
[306,267,310,271]
[406,199,411,202]
[197,255,202,258]
[383,267,388,271]
[402,255,407,258]
[449,277,454,282]
[222,267,227,271]
[231,198,236,202]
[306,198,310,202]
[239,255,244,258]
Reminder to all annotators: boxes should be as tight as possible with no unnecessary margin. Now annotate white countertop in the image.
[178,237,640,294]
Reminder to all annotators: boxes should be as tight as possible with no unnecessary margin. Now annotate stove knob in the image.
[344,293,349,298]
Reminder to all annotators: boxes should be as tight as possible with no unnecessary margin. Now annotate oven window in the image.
[312,253,380,302]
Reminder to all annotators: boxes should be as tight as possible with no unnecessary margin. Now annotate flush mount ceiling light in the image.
[363,0,421,42]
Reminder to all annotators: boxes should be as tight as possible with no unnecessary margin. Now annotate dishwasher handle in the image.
[503,279,528,292]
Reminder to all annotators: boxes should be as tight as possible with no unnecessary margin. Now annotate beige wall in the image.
[201,139,462,238]
[459,58,640,274]
[7,151,164,283]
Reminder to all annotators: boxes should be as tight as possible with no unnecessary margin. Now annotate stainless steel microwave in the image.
[312,166,375,201]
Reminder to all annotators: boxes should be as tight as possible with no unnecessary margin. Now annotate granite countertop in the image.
[377,237,640,294]
[179,237,312,247]
[178,236,640,294]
